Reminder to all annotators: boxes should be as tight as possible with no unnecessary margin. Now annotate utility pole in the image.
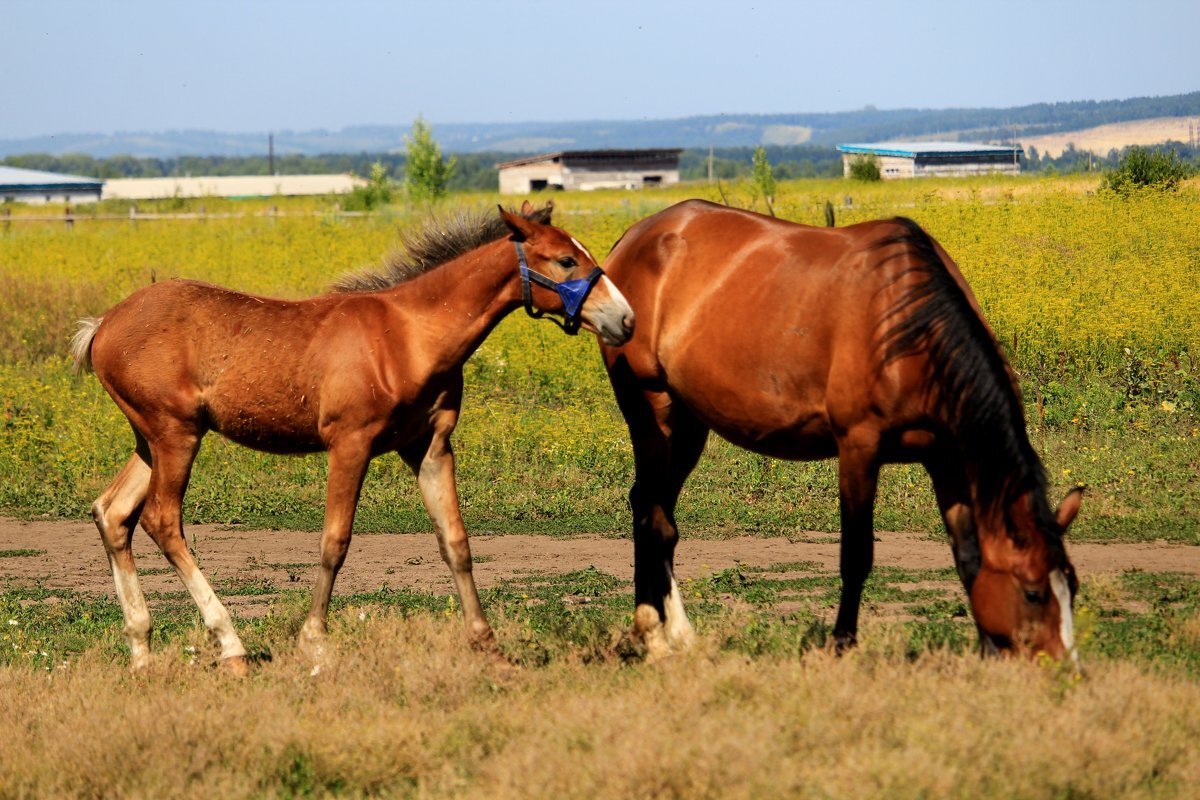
[268,133,275,176]
[707,144,714,185]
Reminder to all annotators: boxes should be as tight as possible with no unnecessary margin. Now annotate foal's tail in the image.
[69,317,102,374]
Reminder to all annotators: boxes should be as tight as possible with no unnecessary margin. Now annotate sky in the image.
[2,0,1197,140]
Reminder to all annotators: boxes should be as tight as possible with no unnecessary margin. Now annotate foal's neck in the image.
[386,237,523,363]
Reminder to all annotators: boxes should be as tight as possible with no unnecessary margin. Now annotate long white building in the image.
[837,142,1023,179]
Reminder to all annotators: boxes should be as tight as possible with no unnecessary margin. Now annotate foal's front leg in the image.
[401,417,498,654]
[298,438,372,666]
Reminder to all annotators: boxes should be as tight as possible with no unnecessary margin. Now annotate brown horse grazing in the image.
[598,199,1081,662]
[70,202,634,673]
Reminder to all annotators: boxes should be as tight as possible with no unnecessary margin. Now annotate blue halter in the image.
[515,241,605,335]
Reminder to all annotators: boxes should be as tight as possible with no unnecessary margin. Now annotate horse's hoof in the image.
[219,655,251,677]
[833,632,857,655]
[468,627,502,656]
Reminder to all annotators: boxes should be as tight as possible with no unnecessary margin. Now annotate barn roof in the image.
[0,166,104,191]
[837,142,1022,158]
[497,148,683,169]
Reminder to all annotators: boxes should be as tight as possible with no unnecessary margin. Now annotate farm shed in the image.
[101,174,367,201]
[0,166,104,204]
[836,142,1022,179]
[497,149,683,194]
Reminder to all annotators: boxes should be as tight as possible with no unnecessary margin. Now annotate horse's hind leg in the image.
[624,391,708,659]
[140,432,248,673]
[92,444,152,669]
[925,455,990,653]
[832,429,881,651]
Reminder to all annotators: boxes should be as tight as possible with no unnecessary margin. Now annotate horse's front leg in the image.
[617,380,708,660]
[298,437,372,667]
[833,429,881,652]
[400,415,498,655]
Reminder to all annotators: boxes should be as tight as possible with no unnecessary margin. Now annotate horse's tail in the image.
[69,316,102,374]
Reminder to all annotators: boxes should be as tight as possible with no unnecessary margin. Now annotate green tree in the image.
[405,116,456,204]
[751,145,777,216]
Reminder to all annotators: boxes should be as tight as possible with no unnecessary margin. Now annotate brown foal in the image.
[71,203,633,672]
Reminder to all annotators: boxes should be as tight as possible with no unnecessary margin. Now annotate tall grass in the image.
[0,607,1197,799]
[0,178,1197,541]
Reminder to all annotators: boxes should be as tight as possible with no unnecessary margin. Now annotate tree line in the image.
[5,142,1196,193]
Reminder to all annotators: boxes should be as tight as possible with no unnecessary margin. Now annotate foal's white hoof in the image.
[219,654,251,678]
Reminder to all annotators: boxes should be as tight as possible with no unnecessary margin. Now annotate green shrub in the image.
[344,162,396,211]
[849,155,882,182]
[1102,146,1195,194]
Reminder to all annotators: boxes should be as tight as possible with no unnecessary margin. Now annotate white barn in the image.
[0,166,104,204]
[498,149,682,194]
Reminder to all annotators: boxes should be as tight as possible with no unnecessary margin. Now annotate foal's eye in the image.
[557,256,578,269]
[1023,588,1047,605]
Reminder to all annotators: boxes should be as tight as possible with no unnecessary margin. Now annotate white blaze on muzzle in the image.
[1050,568,1077,662]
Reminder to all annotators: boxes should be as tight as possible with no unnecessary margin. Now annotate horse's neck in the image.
[385,238,522,363]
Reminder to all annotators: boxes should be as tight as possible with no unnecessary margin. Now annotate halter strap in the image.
[516,241,604,335]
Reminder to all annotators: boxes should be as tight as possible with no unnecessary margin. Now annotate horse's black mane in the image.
[332,203,553,293]
[876,218,1060,538]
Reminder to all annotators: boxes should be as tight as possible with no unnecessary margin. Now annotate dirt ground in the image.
[3,517,1197,615]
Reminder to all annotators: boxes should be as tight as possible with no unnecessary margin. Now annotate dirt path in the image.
[3,517,1197,602]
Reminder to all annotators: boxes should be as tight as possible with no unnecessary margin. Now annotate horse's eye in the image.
[558,257,577,269]
[1024,588,1047,605]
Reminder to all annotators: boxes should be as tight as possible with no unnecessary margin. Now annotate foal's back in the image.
[89,279,399,452]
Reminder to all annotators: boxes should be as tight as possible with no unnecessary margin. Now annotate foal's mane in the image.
[332,203,553,293]
[876,218,1057,534]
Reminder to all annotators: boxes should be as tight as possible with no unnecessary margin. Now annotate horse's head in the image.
[499,204,634,346]
[970,488,1082,662]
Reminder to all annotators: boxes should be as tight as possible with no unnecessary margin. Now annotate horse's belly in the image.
[673,375,836,460]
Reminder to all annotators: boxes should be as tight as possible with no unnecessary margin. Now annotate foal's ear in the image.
[498,205,536,242]
[1055,487,1084,532]
[519,200,535,215]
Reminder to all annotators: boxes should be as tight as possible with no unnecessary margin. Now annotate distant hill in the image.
[2,92,1198,158]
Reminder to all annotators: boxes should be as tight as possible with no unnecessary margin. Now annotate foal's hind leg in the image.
[400,419,499,655]
[92,446,152,669]
[623,391,708,659]
[140,433,248,672]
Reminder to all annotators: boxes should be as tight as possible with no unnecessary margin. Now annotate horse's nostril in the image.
[622,314,635,335]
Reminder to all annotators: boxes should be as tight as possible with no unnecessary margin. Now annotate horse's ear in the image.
[1055,487,1084,532]
[519,200,534,215]
[498,205,535,242]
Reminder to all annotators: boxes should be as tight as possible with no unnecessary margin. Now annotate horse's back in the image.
[602,201,936,456]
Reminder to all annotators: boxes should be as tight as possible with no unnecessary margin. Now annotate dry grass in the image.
[1022,116,1199,157]
[1,607,1197,799]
